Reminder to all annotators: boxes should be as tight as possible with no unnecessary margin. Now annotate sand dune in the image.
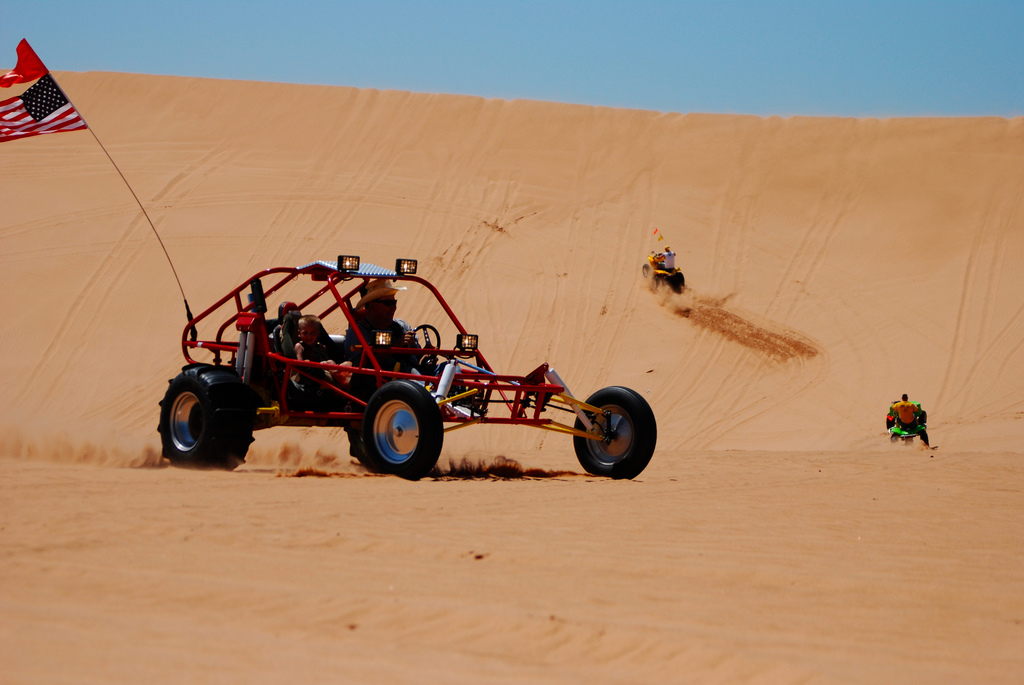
[1,71,1022,682]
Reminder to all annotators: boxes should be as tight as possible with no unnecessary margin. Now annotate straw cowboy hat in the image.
[354,278,407,309]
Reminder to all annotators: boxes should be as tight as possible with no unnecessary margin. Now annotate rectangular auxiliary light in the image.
[372,330,393,347]
[456,333,479,352]
[337,255,360,272]
[395,258,417,275]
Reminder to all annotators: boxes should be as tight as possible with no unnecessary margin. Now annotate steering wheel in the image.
[413,324,440,350]
[413,324,441,372]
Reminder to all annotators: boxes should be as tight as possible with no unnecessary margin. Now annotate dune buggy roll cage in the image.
[179,259,609,441]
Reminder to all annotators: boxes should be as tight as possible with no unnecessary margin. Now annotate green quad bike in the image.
[888,422,928,444]
[887,405,929,446]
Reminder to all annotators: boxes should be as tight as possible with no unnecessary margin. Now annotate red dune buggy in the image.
[158,257,657,480]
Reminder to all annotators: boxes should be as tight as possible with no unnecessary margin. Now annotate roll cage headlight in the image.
[337,255,360,273]
[372,330,393,347]
[395,258,417,275]
[456,333,479,352]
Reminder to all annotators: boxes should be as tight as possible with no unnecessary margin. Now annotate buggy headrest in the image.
[279,309,304,358]
[278,301,300,320]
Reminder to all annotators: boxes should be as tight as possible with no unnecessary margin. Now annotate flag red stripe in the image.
[1,41,87,142]
[0,97,86,142]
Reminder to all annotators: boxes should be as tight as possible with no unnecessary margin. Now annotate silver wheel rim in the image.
[587,407,634,466]
[170,391,202,452]
[372,399,420,465]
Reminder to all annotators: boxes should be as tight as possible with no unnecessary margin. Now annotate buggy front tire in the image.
[362,380,444,480]
[573,386,656,479]
[158,365,258,470]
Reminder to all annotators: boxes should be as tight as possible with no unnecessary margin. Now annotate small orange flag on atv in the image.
[653,228,664,242]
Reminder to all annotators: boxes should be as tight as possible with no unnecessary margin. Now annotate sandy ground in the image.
[3,452,1022,684]
[2,71,1023,683]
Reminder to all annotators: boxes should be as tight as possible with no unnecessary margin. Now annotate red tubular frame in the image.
[179,263,569,431]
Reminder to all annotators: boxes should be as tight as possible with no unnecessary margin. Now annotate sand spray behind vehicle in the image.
[281,455,581,480]
[0,427,164,468]
[650,284,820,364]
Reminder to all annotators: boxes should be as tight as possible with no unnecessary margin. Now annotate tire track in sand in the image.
[647,282,825,449]
[937,184,1024,418]
[12,209,156,403]
[669,120,831,445]
[687,124,861,447]
[673,298,819,363]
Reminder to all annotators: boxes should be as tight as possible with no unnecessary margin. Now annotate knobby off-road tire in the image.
[667,271,685,292]
[573,386,657,479]
[653,271,685,293]
[158,365,259,470]
[362,380,444,480]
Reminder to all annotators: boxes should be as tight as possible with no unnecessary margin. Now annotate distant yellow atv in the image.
[642,250,685,293]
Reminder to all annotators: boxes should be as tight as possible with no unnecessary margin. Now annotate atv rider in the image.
[662,247,675,271]
[889,394,930,447]
[651,247,676,272]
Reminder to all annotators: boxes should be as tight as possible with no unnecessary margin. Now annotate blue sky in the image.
[3,1,1022,117]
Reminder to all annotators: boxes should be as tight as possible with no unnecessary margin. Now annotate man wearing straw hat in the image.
[344,278,421,385]
[343,278,422,463]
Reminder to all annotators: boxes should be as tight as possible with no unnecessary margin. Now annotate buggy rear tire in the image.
[573,386,656,479]
[158,365,258,470]
[362,380,443,480]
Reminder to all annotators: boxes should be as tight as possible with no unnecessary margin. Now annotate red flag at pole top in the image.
[1,39,48,87]
[1,40,192,322]
[0,39,86,143]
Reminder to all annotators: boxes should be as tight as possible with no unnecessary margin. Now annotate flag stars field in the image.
[0,39,86,142]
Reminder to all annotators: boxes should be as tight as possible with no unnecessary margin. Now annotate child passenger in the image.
[293,314,352,387]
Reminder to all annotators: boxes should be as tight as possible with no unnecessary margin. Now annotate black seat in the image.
[279,310,303,358]
[269,302,300,354]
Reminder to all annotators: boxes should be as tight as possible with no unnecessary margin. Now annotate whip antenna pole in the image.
[90,131,194,314]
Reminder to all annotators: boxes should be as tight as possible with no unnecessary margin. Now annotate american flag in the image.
[0,73,87,143]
